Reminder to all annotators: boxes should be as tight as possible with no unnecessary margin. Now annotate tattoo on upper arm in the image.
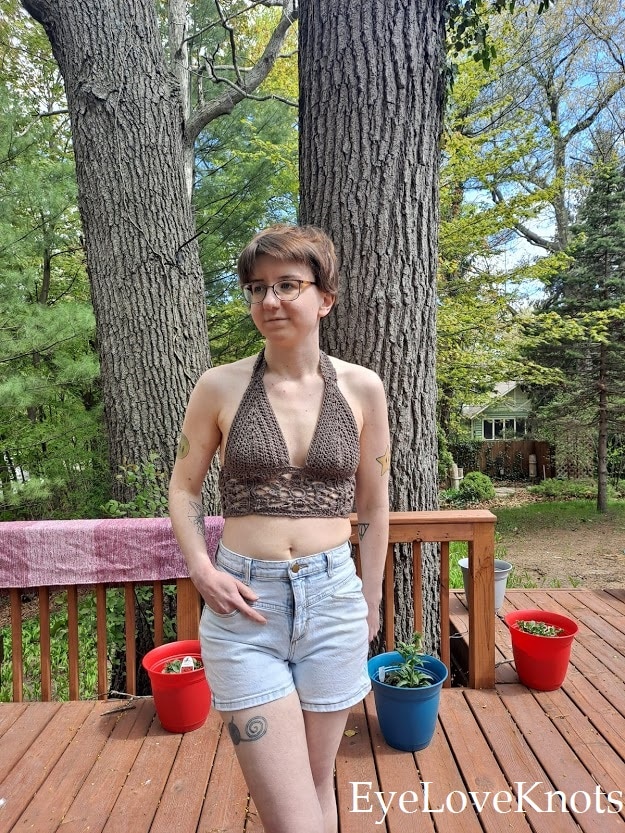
[376,445,391,476]
[358,523,369,541]
[188,500,205,537]
[227,715,268,745]
[176,432,190,459]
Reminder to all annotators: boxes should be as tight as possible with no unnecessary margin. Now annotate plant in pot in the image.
[504,608,578,691]
[367,632,448,751]
[141,639,211,733]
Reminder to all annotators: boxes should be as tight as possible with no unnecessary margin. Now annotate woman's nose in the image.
[262,286,281,307]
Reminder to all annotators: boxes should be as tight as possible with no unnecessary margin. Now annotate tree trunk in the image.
[597,344,608,513]
[21,0,214,508]
[299,0,444,652]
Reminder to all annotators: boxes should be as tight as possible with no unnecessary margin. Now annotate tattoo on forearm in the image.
[376,445,390,476]
[176,432,190,459]
[188,500,205,537]
[358,523,369,541]
[227,715,268,745]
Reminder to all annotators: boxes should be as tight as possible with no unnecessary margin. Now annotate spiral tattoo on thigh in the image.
[227,715,268,745]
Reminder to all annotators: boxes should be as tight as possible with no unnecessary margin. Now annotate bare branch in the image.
[185,0,298,145]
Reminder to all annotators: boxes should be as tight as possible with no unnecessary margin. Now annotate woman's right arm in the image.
[168,370,266,622]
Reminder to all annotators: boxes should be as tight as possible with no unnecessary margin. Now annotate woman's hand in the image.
[194,565,267,623]
[366,600,380,643]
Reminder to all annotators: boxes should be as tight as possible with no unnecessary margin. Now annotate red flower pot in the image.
[504,609,578,691]
[142,639,211,732]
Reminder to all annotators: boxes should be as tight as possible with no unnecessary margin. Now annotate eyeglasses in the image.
[242,279,316,305]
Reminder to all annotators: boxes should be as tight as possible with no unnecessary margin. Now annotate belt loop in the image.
[244,558,252,584]
[326,551,334,577]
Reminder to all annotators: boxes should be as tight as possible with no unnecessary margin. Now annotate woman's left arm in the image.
[353,369,391,642]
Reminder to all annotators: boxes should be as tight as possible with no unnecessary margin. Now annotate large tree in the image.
[19,0,297,509]
[523,157,625,511]
[299,0,445,648]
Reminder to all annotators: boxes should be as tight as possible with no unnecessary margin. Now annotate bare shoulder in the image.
[193,354,257,402]
[328,355,386,398]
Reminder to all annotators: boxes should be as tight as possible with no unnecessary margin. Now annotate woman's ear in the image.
[318,291,335,318]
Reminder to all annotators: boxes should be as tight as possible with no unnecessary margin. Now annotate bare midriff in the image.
[221,515,352,560]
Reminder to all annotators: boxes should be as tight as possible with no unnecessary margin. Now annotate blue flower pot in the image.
[368,651,448,751]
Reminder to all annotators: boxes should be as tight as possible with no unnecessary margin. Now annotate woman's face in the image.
[244,255,334,343]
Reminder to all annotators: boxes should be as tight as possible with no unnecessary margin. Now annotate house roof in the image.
[461,382,519,419]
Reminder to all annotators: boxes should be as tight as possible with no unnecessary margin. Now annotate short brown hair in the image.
[237,224,339,297]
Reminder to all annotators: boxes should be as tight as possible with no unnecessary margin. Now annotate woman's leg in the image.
[220,691,325,833]
[303,707,352,833]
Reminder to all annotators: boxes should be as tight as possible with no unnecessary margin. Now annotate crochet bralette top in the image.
[219,349,360,518]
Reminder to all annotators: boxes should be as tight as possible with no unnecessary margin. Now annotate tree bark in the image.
[21,0,213,507]
[299,0,444,652]
[597,345,608,513]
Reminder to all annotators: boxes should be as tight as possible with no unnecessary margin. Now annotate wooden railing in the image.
[0,510,496,701]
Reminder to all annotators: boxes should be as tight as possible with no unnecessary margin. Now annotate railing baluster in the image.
[153,581,164,646]
[39,588,52,701]
[439,541,451,688]
[124,583,136,695]
[96,585,108,698]
[67,586,80,700]
[9,589,23,702]
[412,541,423,632]
[383,543,395,650]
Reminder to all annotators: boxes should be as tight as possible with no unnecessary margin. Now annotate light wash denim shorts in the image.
[199,540,370,712]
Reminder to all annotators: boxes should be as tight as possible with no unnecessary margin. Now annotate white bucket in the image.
[458,557,513,612]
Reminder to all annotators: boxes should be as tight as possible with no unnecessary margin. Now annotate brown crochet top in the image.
[219,349,360,518]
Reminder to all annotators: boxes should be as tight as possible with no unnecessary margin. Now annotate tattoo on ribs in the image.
[176,432,190,459]
[376,445,391,476]
[358,523,369,541]
[227,715,268,745]
[188,500,205,536]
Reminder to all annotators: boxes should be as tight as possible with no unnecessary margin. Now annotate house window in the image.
[482,418,526,440]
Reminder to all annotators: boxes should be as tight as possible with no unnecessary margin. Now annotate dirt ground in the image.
[485,488,625,590]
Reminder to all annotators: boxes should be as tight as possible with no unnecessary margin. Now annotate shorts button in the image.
[291,563,300,573]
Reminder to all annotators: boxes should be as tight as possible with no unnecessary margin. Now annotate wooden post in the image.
[177,578,201,640]
[467,521,496,687]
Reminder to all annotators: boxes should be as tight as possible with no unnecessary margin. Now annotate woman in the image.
[169,224,390,833]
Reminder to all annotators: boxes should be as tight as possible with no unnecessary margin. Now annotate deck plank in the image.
[437,690,533,832]
[466,688,581,833]
[335,696,383,833]
[0,704,27,740]
[101,708,184,833]
[149,709,222,833]
[363,692,436,833]
[9,702,123,833]
[0,701,92,833]
[196,727,251,832]
[0,702,61,785]
[499,683,625,833]
[54,699,158,833]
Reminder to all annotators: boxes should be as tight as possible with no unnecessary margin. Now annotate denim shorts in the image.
[199,540,371,712]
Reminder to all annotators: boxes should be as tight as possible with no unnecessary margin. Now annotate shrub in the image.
[528,478,597,500]
[458,471,495,503]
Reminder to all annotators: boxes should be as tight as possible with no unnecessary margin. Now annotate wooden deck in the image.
[1,588,624,833]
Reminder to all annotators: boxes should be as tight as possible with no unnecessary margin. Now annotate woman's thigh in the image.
[220,691,325,833]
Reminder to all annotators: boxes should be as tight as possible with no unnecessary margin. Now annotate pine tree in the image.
[525,158,625,511]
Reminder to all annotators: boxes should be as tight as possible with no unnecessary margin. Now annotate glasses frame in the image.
[242,279,317,305]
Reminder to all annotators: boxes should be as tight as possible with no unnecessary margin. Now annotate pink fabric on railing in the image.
[0,517,224,589]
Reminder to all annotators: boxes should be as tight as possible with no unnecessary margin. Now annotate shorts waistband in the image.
[215,540,352,581]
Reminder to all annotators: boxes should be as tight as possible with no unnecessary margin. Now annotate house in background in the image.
[462,382,532,441]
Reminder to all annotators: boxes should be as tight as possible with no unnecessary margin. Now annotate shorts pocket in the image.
[331,572,365,602]
[202,602,240,619]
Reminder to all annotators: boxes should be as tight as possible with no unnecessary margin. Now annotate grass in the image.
[492,498,625,536]
[448,498,625,591]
